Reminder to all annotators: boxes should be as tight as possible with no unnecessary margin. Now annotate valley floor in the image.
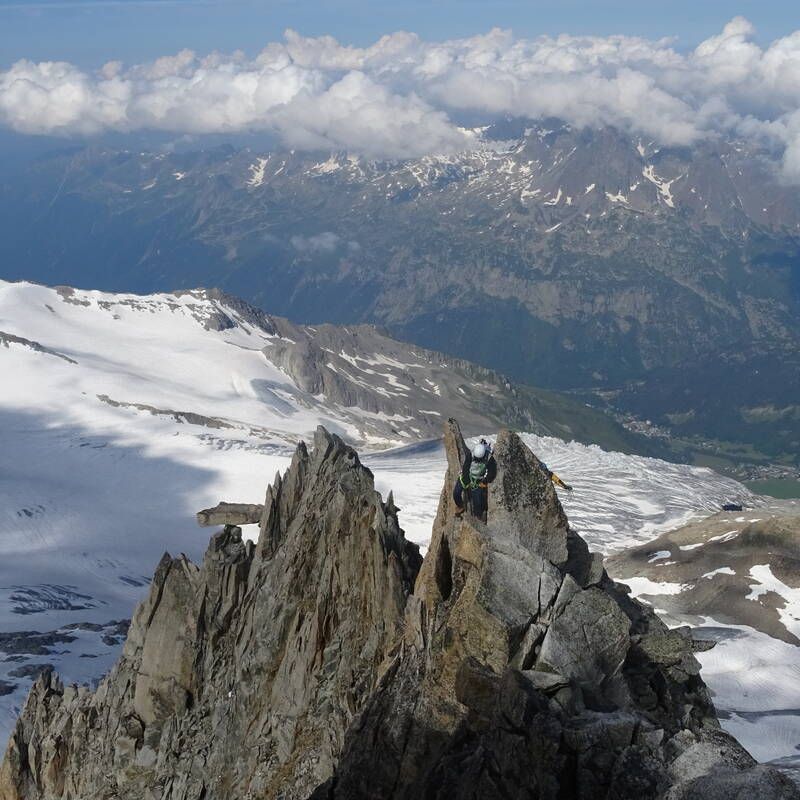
[745,479,800,500]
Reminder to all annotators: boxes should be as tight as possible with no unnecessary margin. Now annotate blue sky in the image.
[2,0,800,176]
[1,0,799,68]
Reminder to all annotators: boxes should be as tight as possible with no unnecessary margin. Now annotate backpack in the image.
[468,458,489,486]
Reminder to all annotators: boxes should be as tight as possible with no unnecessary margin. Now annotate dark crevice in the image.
[435,537,453,602]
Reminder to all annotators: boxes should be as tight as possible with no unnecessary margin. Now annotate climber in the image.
[454,439,497,520]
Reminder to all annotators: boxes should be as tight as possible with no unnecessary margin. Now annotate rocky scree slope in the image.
[608,506,800,644]
[212,288,638,450]
[1,423,796,799]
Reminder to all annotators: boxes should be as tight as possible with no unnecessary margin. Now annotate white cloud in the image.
[290,232,341,254]
[290,232,361,256]
[2,18,800,175]
[268,71,468,159]
[0,59,129,134]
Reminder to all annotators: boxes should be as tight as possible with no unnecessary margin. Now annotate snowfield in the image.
[0,279,780,766]
[694,618,800,765]
[366,433,755,554]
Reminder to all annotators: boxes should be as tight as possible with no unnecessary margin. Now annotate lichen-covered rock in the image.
[1,421,796,800]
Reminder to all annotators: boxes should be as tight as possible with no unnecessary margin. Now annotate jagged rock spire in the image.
[312,421,798,799]
[0,427,421,800]
[1,423,796,800]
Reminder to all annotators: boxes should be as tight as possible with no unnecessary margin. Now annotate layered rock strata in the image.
[1,422,796,799]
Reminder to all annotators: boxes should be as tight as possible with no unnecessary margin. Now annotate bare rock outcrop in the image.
[311,421,798,799]
[1,421,796,800]
[0,428,421,800]
[195,502,265,527]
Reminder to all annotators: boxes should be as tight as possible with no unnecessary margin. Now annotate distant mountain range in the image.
[1,119,798,469]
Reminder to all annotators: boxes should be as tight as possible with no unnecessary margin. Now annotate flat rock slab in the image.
[195,502,264,527]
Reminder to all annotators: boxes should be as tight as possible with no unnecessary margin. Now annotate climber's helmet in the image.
[472,442,487,461]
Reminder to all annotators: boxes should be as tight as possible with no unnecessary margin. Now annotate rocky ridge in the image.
[2,279,645,452]
[607,505,800,645]
[0,427,422,799]
[1,422,796,799]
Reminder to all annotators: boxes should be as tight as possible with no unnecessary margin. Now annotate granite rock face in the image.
[1,422,796,800]
[0,427,421,800]
[310,421,797,799]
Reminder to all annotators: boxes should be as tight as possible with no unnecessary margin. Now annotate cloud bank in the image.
[3,18,800,176]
